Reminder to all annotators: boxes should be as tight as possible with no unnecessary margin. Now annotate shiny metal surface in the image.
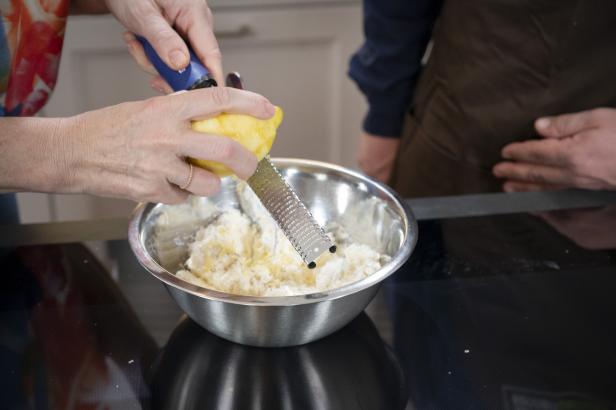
[128,158,417,346]
[227,71,334,266]
[247,157,335,267]
[149,314,407,410]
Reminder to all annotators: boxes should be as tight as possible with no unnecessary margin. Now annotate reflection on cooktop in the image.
[383,210,616,409]
[149,314,407,410]
[2,207,616,409]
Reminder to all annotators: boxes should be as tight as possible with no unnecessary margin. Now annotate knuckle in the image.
[589,108,609,124]
[208,47,222,61]
[552,122,567,136]
[185,2,214,25]
[245,155,258,174]
[151,26,178,47]
[258,96,271,112]
[142,95,169,115]
[525,168,544,182]
[211,139,236,161]
[208,87,232,108]
[131,2,152,19]
[555,117,574,135]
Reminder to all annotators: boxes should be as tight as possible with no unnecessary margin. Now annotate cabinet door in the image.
[213,5,365,165]
[19,4,365,222]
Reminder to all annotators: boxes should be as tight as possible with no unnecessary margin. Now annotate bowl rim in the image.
[128,158,418,306]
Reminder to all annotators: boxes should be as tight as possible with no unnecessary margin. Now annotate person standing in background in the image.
[349,1,616,197]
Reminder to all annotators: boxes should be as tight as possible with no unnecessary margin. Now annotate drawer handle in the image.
[214,25,254,39]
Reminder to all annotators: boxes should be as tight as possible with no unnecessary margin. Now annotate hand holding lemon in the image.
[190,106,284,177]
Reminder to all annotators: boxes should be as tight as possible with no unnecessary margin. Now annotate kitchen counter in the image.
[2,190,616,409]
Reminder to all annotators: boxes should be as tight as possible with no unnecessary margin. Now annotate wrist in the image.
[0,117,75,193]
[35,116,83,194]
[54,115,89,194]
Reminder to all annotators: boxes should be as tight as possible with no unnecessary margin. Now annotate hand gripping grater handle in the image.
[136,37,336,267]
[135,36,217,91]
[248,157,336,267]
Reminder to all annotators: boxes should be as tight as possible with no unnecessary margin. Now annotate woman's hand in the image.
[70,87,274,203]
[0,87,275,204]
[107,0,223,92]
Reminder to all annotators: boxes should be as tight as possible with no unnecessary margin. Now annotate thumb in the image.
[535,110,597,139]
[138,10,189,71]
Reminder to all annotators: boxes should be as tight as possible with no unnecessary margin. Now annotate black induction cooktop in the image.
[1,191,616,410]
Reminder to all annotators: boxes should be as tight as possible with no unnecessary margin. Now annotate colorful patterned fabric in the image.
[0,0,69,116]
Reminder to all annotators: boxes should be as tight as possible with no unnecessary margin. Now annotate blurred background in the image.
[17,0,365,224]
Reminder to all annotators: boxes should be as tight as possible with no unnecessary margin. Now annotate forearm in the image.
[349,0,443,137]
[70,0,109,15]
[0,117,78,193]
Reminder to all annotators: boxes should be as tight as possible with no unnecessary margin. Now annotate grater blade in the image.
[247,157,336,268]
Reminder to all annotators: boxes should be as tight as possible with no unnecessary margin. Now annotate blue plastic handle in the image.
[136,35,215,91]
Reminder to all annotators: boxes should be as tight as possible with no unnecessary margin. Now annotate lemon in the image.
[190,106,284,177]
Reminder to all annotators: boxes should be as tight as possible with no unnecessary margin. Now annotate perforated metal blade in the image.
[247,157,336,267]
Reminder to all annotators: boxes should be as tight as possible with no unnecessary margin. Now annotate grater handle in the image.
[135,36,217,91]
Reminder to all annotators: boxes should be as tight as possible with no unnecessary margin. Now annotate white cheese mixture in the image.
[175,184,387,297]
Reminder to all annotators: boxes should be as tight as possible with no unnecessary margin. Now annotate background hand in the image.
[493,108,616,192]
[357,132,400,183]
[107,0,223,93]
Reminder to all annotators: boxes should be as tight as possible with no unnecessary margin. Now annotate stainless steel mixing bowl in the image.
[128,158,417,347]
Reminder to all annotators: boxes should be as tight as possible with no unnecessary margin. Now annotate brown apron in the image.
[391,1,616,198]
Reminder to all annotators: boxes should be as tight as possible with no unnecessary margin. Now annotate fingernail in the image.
[169,50,187,69]
[502,149,512,159]
[493,166,503,177]
[536,118,550,129]
[503,183,515,193]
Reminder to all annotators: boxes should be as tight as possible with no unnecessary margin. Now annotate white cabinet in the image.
[17,2,366,223]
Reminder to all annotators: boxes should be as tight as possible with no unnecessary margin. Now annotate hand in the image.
[61,87,274,204]
[107,0,223,93]
[538,206,616,250]
[357,132,400,183]
[493,108,616,192]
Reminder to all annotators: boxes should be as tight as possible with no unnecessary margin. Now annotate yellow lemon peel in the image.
[190,106,284,176]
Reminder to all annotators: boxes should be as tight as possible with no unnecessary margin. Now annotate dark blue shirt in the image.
[348,0,442,137]
[0,194,19,224]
